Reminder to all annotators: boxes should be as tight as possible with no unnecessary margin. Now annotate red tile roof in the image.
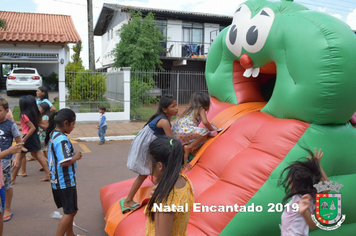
[0,11,81,44]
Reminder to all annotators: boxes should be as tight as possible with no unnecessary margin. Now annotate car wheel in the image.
[6,91,12,96]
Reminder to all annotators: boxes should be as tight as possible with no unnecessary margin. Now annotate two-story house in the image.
[94,4,232,72]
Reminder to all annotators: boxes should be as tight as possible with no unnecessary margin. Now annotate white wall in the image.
[167,20,183,57]
[204,23,220,57]
[101,12,130,67]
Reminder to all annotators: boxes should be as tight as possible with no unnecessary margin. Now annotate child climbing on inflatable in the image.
[145,136,194,235]
[278,148,329,235]
[122,94,178,213]
[172,92,220,167]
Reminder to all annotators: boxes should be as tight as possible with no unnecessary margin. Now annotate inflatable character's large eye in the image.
[243,7,275,53]
[226,5,252,57]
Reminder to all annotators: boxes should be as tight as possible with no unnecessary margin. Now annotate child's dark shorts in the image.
[52,186,78,214]
[22,133,41,153]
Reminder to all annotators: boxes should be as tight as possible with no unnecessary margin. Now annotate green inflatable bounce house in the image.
[205,0,356,235]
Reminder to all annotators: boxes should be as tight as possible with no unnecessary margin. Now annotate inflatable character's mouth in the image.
[232,57,276,104]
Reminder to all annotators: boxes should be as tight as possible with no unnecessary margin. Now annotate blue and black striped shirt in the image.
[48,131,77,190]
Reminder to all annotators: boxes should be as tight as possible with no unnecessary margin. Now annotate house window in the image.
[183,22,203,44]
[182,22,203,57]
[156,20,168,56]
[156,20,167,37]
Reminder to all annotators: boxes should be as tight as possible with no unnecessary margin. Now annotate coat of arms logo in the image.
[311,181,346,230]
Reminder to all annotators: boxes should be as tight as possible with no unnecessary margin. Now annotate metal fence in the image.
[131,70,208,106]
[65,70,208,116]
[65,71,124,113]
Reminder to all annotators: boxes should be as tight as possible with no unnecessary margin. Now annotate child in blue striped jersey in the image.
[45,108,83,236]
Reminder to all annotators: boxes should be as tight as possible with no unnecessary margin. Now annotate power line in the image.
[53,0,101,9]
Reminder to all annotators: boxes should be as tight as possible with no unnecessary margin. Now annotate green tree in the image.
[0,19,6,30]
[65,41,107,107]
[110,10,165,71]
[65,41,84,72]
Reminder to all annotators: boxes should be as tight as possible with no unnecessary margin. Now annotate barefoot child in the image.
[45,108,84,236]
[122,94,178,212]
[0,98,22,223]
[145,137,194,235]
[172,92,220,166]
[11,95,50,184]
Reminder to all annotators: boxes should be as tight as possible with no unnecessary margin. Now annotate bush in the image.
[43,72,58,85]
[130,73,160,106]
[68,72,107,102]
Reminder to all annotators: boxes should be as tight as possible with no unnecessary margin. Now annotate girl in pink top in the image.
[11,95,50,184]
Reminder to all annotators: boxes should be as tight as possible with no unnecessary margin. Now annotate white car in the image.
[6,67,43,96]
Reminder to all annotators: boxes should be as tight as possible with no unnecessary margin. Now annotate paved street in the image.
[3,140,136,236]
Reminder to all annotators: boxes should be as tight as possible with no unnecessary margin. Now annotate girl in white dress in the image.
[122,95,178,212]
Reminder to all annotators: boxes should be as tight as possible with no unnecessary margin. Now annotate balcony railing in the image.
[160,41,212,59]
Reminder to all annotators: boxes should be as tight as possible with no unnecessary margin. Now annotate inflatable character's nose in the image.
[240,53,260,78]
[240,53,253,69]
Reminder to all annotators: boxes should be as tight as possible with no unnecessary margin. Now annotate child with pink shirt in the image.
[11,95,50,184]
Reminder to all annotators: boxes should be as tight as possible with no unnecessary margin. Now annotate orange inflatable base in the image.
[101,99,266,235]
[100,99,309,235]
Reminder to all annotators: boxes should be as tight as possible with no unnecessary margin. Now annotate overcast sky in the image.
[3,0,356,69]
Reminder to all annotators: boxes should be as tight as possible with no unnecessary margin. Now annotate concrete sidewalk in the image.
[67,121,146,142]
[2,91,187,142]
[0,90,145,142]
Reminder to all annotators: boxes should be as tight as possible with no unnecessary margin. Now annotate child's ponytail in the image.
[45,111,58,145]
[44,108,76,145]
[146,136,184,221]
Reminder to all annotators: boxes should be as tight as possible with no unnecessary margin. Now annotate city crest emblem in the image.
[316,193,341,224]
[311,181,346,231]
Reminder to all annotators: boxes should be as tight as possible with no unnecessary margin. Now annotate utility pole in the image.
[87,0,95,72]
